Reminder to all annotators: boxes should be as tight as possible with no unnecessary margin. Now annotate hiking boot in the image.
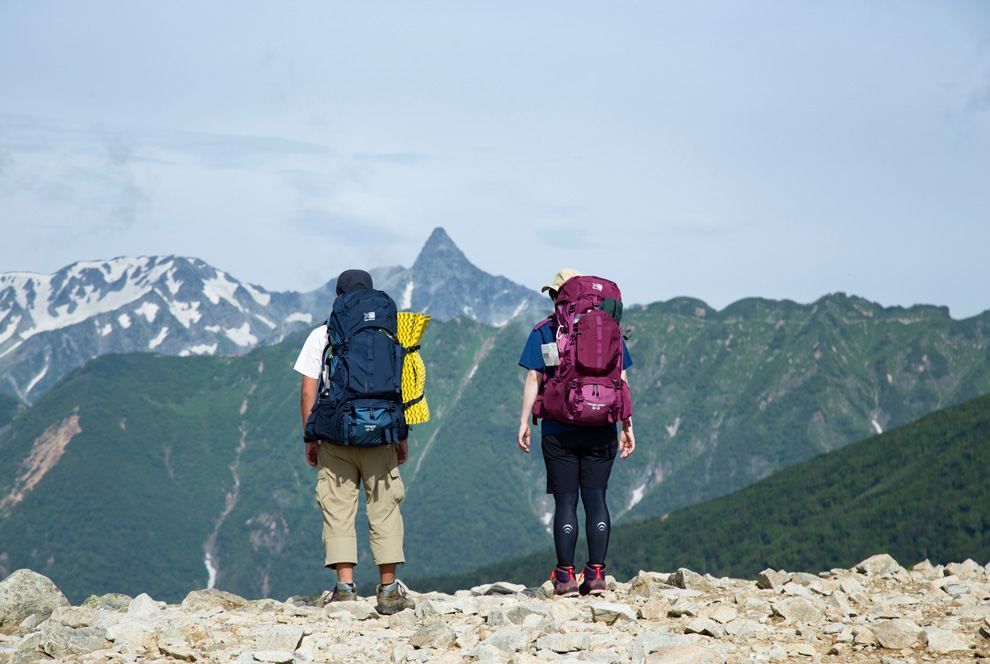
[551,565,579,597]
[579,563,607,596]
[323,582,357,605]
[376,581,415,615]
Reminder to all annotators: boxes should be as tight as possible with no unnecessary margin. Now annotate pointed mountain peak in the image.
[414,227,468,268]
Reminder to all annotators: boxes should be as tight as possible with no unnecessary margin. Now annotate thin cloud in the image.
[353,152,427,165]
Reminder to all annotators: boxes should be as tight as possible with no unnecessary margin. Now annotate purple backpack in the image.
[532,276,632,426]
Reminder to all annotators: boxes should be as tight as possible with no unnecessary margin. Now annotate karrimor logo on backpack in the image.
[532,276,632,426]
[305,288,408,446]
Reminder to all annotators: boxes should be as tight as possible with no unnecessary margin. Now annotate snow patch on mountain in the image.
[164,268,183,295]
[254,314,276,329]
[118,314,132,329]
[0,317,19,344]
[202,271,243,311]
[25,361,49,395]
[224,323,257,347]
[149,328,169,350]
[169,300,202,327]
[241,283,271,306]
[285,312,313,324]
[135,302,159,323]
[180,343,218,357]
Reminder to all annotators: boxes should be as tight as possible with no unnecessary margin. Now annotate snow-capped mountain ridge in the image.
[0,229,545,403]
[0,255,317,402]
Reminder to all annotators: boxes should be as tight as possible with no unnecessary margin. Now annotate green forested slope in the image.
[0,393,19,428]
[412,390,990,592]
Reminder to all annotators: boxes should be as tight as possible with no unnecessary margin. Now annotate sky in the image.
[2,1,989,318]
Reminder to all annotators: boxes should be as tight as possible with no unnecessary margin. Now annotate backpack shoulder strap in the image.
[534,316,554,331]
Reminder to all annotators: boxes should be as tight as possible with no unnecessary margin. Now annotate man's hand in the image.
[397,439,409,465]
[517,421,531,453]
[305,441,319,468]
[619,427,635,459]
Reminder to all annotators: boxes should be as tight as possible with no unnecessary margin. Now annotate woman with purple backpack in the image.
[517,268,635,597]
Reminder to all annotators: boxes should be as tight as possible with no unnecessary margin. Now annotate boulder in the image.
[770,596,824,623]
[756,568,789,590]
[410,622,457,650]
[0,570,70,633]
[855,554,906,577]
[874,618,921,649]
[181,588,251,613]
[667,569,714,591]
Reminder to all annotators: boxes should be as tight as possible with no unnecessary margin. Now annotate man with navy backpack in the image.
[517,268,635,597]
[295,268,414,615]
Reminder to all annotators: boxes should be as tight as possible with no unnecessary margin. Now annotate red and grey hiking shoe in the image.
[579,563,607,596]
[551,565,579,597]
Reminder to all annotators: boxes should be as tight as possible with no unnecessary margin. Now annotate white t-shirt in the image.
[294,326,328,379]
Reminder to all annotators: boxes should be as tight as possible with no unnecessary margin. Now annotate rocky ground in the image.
[1,554,988,664]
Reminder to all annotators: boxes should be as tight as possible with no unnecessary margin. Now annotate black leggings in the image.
[552,487,611,568]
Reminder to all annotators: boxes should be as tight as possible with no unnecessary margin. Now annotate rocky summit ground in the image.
[1,554,989,664]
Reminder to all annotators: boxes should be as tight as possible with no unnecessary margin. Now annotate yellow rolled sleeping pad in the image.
[396,312,431,424]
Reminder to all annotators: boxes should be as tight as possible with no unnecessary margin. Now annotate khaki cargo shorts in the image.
[315,442,405,568]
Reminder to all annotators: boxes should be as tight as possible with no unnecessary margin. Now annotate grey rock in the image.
[700,605,737,624]
[874,618,921,649]
[770,597,824,623]
[631,632,703,664]
[387,609,419,629]
[49,606,100,628]
[667,569,713,592]
[106,617,157,650]
[590,602,638,625]
[38,622,111,658]
[159,637,200,662]
[0,569,70,632]
[684,618,723,639]
[127,593,161,621]
[257,625,305,652]
[855,554,906,577]
[629,571,670,598]
[477,582,527,596]
[945,559,984,578]
[756,569,789,590]
[181,588,252,613]
[644,644,721,664]
[325,601,378,621]
[537,632,590,653]
[789,572,823,586]
[251,650,294,663]
[533,580,554,600]
[722,619,768,638]
[81,593,132,611]
[667,600,700,618]
[503,602,549,625]
[410,622,457,649]
[638,598,671,621]
[483,627,531,653]
[920,627,968,654]
[853,626,876,646]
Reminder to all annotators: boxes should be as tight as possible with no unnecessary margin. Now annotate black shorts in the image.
[541,427,618,495]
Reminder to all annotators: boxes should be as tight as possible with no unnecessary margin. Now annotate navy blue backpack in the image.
[304,288,408,446]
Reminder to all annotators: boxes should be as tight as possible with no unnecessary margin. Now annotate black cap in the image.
[335,269,373,295]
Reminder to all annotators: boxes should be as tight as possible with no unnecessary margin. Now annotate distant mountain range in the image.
[0,228,544,403]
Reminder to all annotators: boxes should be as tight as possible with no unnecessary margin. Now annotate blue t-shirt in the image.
[518,317,633,435]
